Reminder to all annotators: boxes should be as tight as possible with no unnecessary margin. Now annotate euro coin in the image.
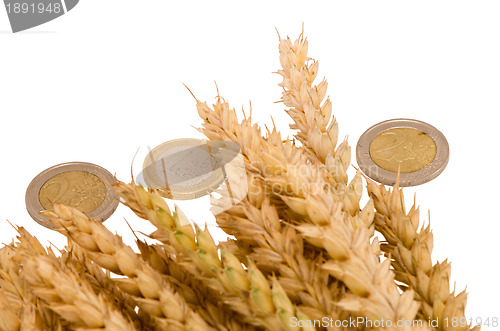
[140,138,248,216]
[356,119,449,186]
[26,162,118,229]
[141,138,241,200]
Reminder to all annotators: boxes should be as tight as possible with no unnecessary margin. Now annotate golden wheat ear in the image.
[276,32,340,166]
[367,178,472,330]
[112,181,311,331]
[44,203,213,331]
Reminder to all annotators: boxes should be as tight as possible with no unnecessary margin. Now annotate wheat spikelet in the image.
[367,179,476,331]
[275,31,476,331]
[0,244,24,313]
[42,203,213,331]
[18,296,40,331]
[0,287,21,331]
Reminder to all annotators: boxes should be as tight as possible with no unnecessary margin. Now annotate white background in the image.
[1,1,499,328]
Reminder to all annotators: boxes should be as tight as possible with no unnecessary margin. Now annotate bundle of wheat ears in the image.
[0,32,476,331]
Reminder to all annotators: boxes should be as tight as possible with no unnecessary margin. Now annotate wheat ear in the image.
[60,244,152,330]
[367,179,478,330]
[21,252,137,331]
[0,244,24,314]
[0,228,67,330]
[5,226,135,330]
[195,91,360,219]
[114,180,315,331]
[193,83,367,325]
[195,92,432,329]
[135,240,259,331]
[42,203,213,331]
[211,176,349,324]
[276,33,346,177]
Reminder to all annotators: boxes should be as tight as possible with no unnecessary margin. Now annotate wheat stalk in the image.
[42,203,213,331]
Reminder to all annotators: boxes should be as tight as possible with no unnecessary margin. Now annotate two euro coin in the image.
[26,162,118,229]
[356,119,449,187]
